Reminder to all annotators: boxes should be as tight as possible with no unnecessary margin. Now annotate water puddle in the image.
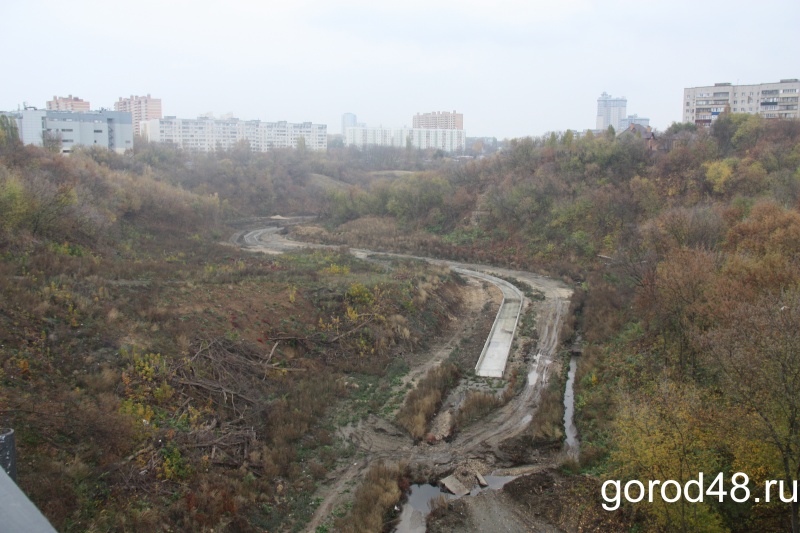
[393,476,518,533]
[563,356,579,455]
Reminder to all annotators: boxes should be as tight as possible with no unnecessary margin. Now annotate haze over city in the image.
[3,0,798,138]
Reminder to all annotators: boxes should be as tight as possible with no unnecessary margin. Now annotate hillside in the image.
[296,115,800,532]
[2,113,800,532]
[0,139,466,531]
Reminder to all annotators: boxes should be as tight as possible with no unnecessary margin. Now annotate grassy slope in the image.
[0,144,465,532]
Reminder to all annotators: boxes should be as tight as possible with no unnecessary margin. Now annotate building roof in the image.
[617,122,655,140]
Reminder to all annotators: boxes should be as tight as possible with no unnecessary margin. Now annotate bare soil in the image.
[427,468,638,533]
[238,226,582,532]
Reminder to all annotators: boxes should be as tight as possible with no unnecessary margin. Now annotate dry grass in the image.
[527,358,566,445]
[337,461,409,533]
[452,390,503,430]
[395,363,461,439]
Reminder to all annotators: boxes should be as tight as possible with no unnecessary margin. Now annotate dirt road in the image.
[233,225,573,531]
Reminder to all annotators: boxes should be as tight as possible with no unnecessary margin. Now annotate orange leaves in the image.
[725,200,800,258]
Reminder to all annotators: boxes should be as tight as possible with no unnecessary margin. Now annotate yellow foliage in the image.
[704,159,735,194]
[610,382,726,532]
[320,263,350,275]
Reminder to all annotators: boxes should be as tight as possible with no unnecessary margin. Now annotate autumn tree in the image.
[0,114,21,156]
[610,382,726,532]
[704,289,800,532]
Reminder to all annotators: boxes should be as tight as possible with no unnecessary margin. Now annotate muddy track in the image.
[232,225,573,531]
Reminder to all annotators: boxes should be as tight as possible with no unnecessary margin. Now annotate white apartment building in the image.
[5,109,133,154]
[683,79,800,126]
[139,116,327,152]
[115,94,162,136]
[596,92,627,131]
[344,126,466,153]
[618,114,650,130]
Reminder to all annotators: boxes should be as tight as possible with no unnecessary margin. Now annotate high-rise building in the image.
[413,110,463,130]
[140,116,327,152]
[342,113,357,135]
[46,95,90,112]
[115,94,162,136]
[618,114,650,131]
[683,79,800,126]
[596,92,627,131]
[4,109,133,154]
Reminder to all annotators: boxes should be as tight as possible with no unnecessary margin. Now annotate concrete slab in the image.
[440,474,470,497]
[454,269,524,378]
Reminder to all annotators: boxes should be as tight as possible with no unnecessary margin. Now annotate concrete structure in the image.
[115,94,162,136]
[413,110,463,130]
[684,79,800,126]
[596,92,627,131]
[618,114,650,130]
[460,269,524,378]
[341,112,357,135]
[5,109,133,154]
[345,126,466,153]
[46,95,90,112]
[140,116,327,152]
[0,468,57,533]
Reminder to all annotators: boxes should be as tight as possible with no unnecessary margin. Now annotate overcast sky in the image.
[3,0,797,139]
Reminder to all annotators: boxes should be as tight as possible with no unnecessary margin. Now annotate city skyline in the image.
[2,0,798,139]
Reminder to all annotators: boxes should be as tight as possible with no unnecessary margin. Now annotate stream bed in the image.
[393,476,518,533]
[563,356,579,457]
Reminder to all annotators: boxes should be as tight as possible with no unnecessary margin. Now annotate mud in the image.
[235,227,576,532]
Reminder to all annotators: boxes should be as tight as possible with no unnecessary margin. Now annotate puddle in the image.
[407,484,457,514]
[393,475,518,532]
[563,356,579,455]
[481,475,517,491]
[527,352,543,386]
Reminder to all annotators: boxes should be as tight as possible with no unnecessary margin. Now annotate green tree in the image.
[0,115,21,154]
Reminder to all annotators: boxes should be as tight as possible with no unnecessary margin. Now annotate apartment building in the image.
[341,112,357,135]
[596,92,627,131]
[114,94,162,136]
[412,110,464,130]
[139,116,327,152]
[5,109,133,154]
[46,95,90,112]
[683,79,800,126]
[618,114,650,131]
[344,126,466,153]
